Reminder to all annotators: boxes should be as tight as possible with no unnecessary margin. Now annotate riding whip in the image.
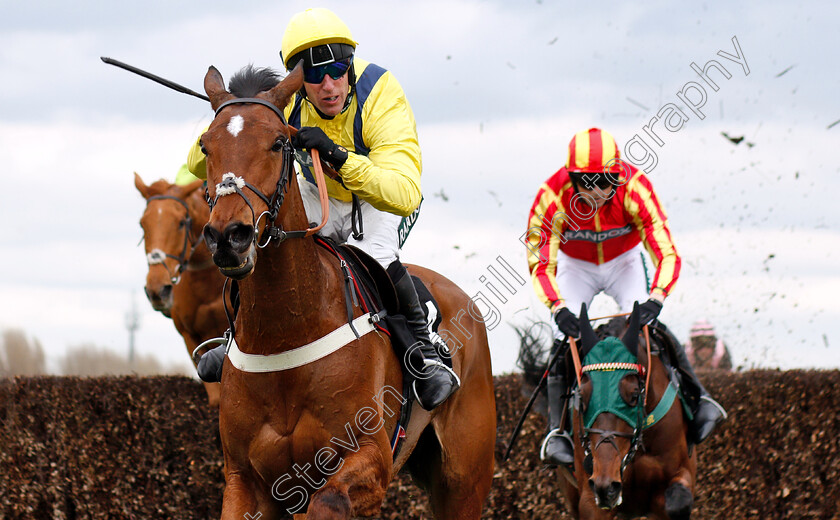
[501,336,569,462]
[100,57,210,102]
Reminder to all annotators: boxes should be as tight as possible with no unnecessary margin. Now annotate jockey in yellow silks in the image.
[187,8,458,411]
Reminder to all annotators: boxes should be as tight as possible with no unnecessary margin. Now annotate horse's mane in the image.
[515,316,632,389]
[229,65,282,97]
[596,317,627,340]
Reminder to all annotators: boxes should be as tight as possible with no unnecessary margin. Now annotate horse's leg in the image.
[202,380,221,407]
[219,471,260,520]
[306,444,390,520]
[409,375,495,519]
[557,474,581,518]
[663,468,694,520]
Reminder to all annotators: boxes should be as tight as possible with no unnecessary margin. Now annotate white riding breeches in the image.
[299,176,401,267]
[552,247,649,339]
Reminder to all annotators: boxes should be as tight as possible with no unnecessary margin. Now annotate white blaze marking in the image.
[227,115,244,137]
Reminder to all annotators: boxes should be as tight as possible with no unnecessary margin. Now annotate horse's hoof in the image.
[664,483,693,519]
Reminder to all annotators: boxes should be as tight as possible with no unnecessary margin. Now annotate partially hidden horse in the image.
[520,303,696,519]
[135,174,226,406]
[197,63,496,519]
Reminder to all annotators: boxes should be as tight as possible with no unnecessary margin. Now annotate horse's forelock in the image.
[229,64,282,98]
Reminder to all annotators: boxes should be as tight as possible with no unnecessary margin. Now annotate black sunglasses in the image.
[570,172,616,190]
[304,58,352,84]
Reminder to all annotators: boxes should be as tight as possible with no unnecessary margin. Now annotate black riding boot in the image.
[540,369,574,466]
[655,322,727,444]
[197,344,226,383]
[389,261,460,411]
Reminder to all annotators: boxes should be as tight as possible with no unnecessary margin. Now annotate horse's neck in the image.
[235,189,343,354]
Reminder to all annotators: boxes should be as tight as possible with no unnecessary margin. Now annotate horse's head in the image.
[135,173,206,315]
[199,64,305,280]
[575,303,646,510]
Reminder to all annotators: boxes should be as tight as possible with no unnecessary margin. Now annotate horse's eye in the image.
[271,137,286,152]
[199,140,208,156]
[621,374,641,406]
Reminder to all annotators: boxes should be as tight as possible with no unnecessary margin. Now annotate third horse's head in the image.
[576,303,646,510]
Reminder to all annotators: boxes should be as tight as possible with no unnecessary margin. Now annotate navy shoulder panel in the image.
[353,63,387,156]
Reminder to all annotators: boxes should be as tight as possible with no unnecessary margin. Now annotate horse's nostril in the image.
[160,285,172,300]
[203,224,221,253]
[609,481,622,500]
[225,223,255,253]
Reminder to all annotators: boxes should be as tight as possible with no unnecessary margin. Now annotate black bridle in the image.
[144,194,203,284]
[206,97,309,248]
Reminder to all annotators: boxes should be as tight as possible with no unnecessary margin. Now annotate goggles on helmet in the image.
[569,171,618,191]
[303,57,353,84]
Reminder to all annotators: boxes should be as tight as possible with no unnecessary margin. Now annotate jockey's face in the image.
[574,182,615,210]
[303,68,350,117]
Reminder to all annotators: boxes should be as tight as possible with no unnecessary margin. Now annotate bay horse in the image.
[135,174,226,406]
[197,63,496,519]
[560,303,696,519]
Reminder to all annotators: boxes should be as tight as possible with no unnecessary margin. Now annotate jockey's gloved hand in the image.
[553,307,580,338]
[292,127,349,170]
[638,298,663,325]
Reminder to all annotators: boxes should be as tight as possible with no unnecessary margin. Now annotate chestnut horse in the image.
[197,64,496,519]
[559,304,696,519]
[135,174,226,406]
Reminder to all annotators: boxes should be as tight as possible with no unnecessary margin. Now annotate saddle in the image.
[314,236,451,457]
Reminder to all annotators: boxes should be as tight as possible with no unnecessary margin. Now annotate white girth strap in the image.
[227,313,377,372]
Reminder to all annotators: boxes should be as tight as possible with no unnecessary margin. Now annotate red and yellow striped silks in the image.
[525,165,681,311]
[566,128,623,173]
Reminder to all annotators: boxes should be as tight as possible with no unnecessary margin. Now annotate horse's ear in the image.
[134,172,150,199]
[579,303,598,358]
[267,62,304,111]
[175,178,205,198]
[621,301,641,356]
[205,66,233,111]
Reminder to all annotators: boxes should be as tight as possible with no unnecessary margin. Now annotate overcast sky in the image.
[1,0,838,375]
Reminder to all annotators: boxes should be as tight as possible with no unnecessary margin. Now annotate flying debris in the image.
[775,65,795,78]
[433,188,449,202]
[487,190,502,207]
[721,132,744,145]
[626,97,649,111]
[721,131,755,147]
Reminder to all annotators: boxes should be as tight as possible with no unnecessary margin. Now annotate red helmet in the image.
[566,128,623,174]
